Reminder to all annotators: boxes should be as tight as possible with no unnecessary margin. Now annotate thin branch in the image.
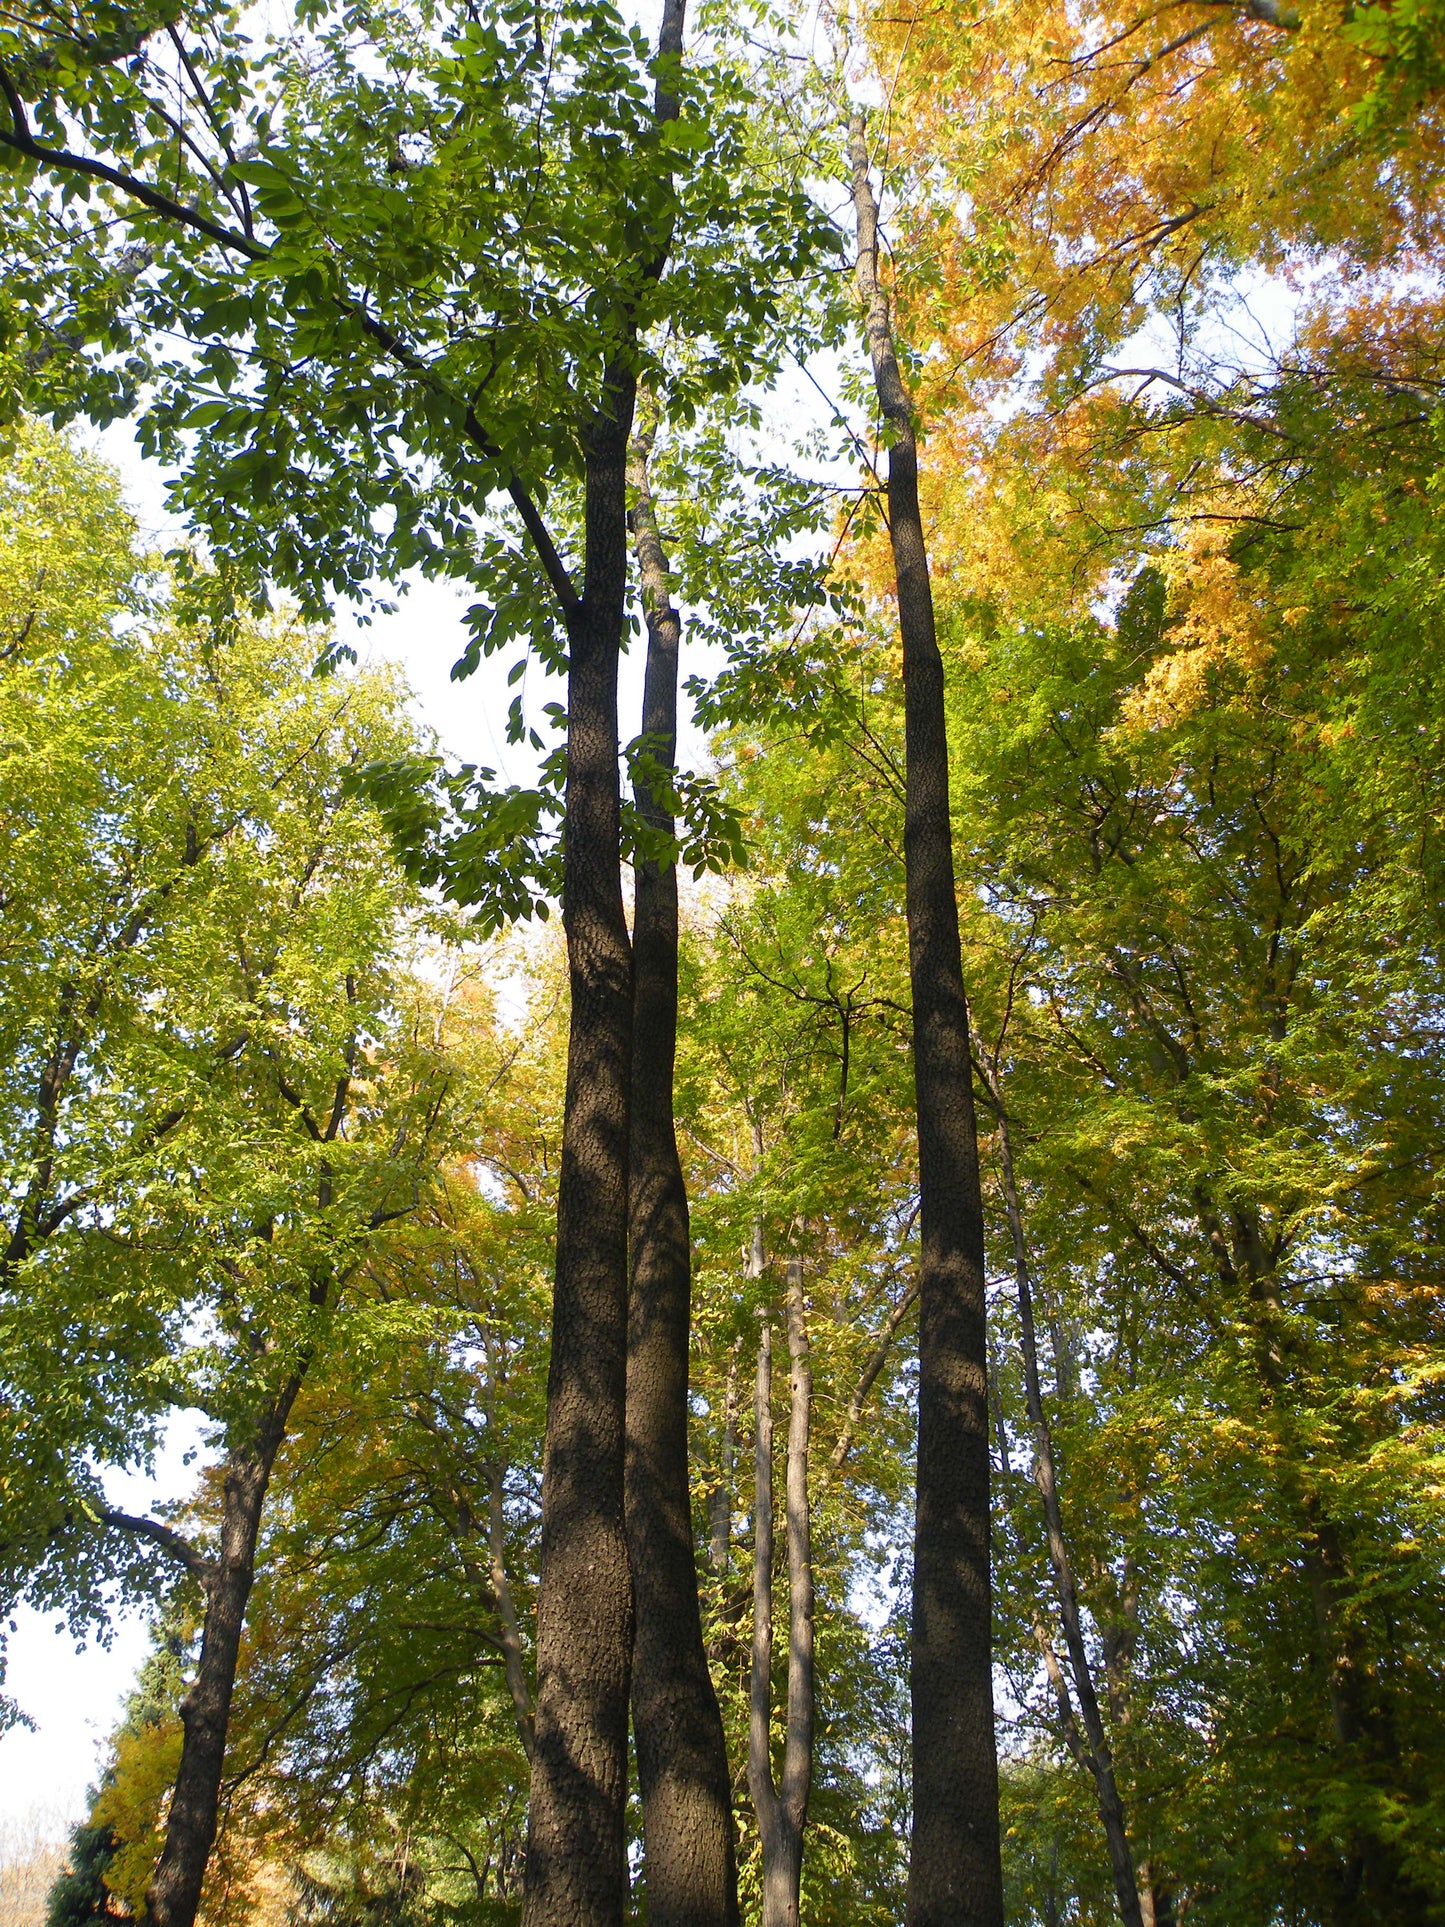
[828,1281,919,1474]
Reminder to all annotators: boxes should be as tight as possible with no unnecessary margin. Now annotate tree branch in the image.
[0,87,581,618]
[100,1507,212,1580]
[828,1280,919,1474]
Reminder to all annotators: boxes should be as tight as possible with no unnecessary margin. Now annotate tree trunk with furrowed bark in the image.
[522,364,639,1927]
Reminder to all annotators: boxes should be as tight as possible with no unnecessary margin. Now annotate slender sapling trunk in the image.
[707,1333,745,1577]
[748,1257,814,1927]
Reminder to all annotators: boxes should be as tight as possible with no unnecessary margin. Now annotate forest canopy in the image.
[1,2,1444,1925]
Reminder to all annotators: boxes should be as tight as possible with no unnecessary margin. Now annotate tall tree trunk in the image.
[993,1104,1146,1927]
[523,364,638,1927]
[522,11,688,1920]
[847,113,1002,1927]
[624,405,739,1927]
[140,1389,299,1927]
[748,1258,814,1927]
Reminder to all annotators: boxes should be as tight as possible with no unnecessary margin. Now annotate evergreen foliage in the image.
[45,1827,121,1927]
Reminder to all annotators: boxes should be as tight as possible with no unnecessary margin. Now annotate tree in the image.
[0,421,464,1927]
[826,5,1445,1910]
[0,12,829,1915]
[46,1827,122,1927]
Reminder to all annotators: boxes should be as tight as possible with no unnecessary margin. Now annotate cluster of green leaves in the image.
[346,753,566,937]
[346,729,747,937]
[1347,0,1445,135]
[0,419,477,1699]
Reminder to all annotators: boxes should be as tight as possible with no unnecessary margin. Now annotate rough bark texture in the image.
[624,409,739,1927]
[747,1259,814,1927]
[141,1392,298,1927]
[522,11,689,1922]
[848,112,1003,1927]
[523,367,639,1927]
[993,1102,1145,1927]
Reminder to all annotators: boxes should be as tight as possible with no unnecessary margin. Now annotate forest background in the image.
[2,0,1445,1923]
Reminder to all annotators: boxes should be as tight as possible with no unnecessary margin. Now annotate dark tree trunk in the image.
[141,1391,298,1927]
[847,113,1003,1927]
[523,368,639,1927]
[624,407,739,1927]
[747,1259,814,1927]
